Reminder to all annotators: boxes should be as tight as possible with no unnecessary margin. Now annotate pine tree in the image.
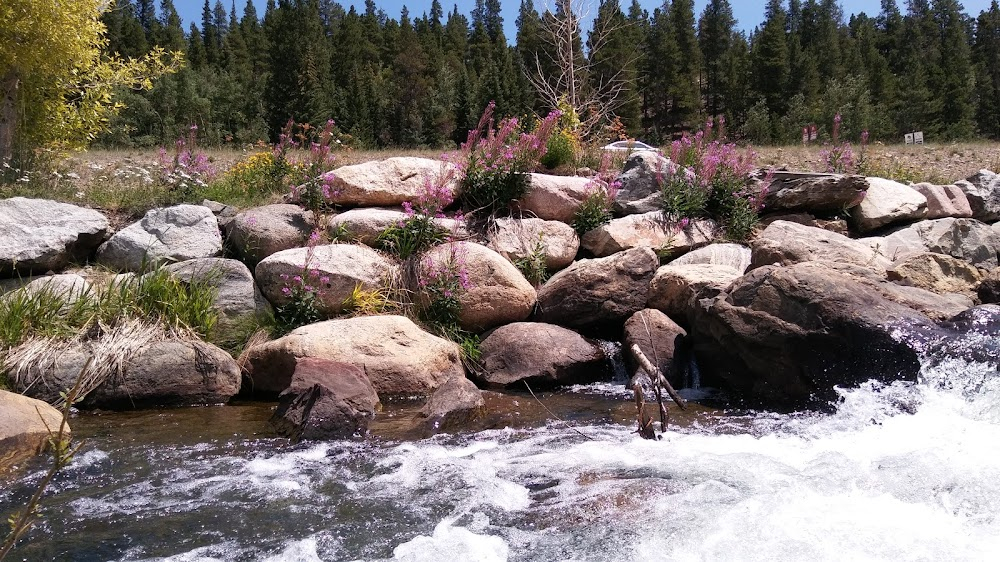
[202,0,218,66]
[644,2,679,140]
[698,0,735,118]
[157,0,187,52]
[931,0,976,138]
[975,1,1000,138]
[752,0,790,119]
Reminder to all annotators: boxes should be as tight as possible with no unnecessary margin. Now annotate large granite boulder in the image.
[850,177,928,232]
[751,220,891,274]
[1,273,91,305]
[760,212,850,236]
[226,204,314,265]
[613,152,672,215]
[163,258,272,326]
[475,322,606,389]
[0,197,109,276]
[271,359,380,441]
[327,157,460,207]
[517,173,594,223]
[691,261,943,407]
[416,242,535,332]
[910,183,974,219]
[328,207,466,246]
[15,340,241,409]
[255,244,398,315]
[418,376,486,432]
[581,213,716,258]
[487,217,580,271]
[243,316,464,397]
[886,253,984,297]
[669,243,752,273]
[955,169,1000,221]
[647,263,742,321]
[876,218,1000,269]
[535,246,659,329]
[759,172,867,213]
[0,390,69,471]
[97,204,222,271]
[622,309,688,388]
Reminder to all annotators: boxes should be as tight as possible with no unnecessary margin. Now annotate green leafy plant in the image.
[572,153,621,236]
[274,268,327,335]
[512,237,550,286]
[540,129,577,170]
[375,216,450,259]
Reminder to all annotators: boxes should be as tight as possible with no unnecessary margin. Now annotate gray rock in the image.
[623,309,688,388]
[1,274,91,305]
[669,243,752,273]
[97,204,222,271]
[759,171,867,213]
[760,212,850,236]
[647,263,742,321]
[850,177,928,232]
[243,316,464,397]
[255,244,399,316]
[419,376,486,432]
[476,322,606,389]
[271,358,380,441]
[487,217,580,271]
[0,197,109,276]
[227,204,315,265]
[163,258,272,325]
[751,220,891,274]
[956,169,1000,221]
[910,183,974,219]
[613,152,672,215]
[880,218,1000,269]
[535,246,659,329]
[580,212,716,258]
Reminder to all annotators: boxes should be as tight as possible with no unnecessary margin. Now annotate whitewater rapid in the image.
[2,356,998,561]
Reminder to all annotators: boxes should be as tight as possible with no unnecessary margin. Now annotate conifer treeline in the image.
[99,0,1000,148]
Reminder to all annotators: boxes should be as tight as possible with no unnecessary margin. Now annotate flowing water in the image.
[2,354,999,561]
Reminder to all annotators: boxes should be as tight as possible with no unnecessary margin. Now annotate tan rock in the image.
[887,252,984,296]
[328,207,466,246]
[0,390,68,472]
[327,157,459,207]
[751,220,891,274]
[517,173,595,223]
[580,212,716,258]
[487,217,580,270]
[647,263,742,320]
[227,204,314,265]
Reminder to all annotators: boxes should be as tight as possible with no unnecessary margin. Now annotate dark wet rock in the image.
[271,359,380,441]
[978,268,1000,304]
[476,322,606,389]
[622,309,687,388]
[418,376,486,432]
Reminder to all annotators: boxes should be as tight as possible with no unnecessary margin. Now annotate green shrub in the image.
[541,130,577,169]
[375,215,449,259]
[572,190,614,236]
[512,237,549,285]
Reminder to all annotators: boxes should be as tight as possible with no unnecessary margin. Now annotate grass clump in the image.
[375,215,450,259]
[511,237,550,286]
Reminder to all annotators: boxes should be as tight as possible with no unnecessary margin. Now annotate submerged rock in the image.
[271,358,380,441]
[0,197,109,277]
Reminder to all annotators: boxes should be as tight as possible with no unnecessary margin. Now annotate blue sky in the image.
[174,1,996,36]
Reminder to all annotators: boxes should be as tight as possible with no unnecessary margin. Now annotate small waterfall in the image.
[686,356,701,390]
[596,340,628,382]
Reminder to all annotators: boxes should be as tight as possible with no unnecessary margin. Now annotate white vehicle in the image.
[601,140,660,153]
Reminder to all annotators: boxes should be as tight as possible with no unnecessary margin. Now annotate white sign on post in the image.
[914,131,924,144]
[905,133,914,145]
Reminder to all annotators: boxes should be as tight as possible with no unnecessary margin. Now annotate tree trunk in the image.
[0,70,20,164]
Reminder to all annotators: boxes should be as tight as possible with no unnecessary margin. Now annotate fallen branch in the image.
[628,344,687,440]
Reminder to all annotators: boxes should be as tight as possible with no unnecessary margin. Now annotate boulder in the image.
[475,322,606,388]
[517,173,594,223]
[977,268,1000,304]
[255,244,398,315]
[0,390,69,471]
[879,218,1000,269]
[243,316,464,397]
[613,152,672,215]
[418,376,486,432]
[163,258,272,325]
[647,263,742,321]
[850,177,928,232]
[327,157,460,207]
[16,340,241,408]
[956,169,1000,221]
[750,220,891,274]
[691,261,942,407]
[759,172,868,213]
[1,274,91,305]
[535,246,659,329]
[669,243,752,273]
[200,199,239,231]
[580,213,715,258]
[910,183,974,219]
[417,242,535,332]
[487,217,580,271]
[97,204,222,271]
[271,359,380,441]
[226,204,314,265]
[328,207,466,246]
[760,212,850,236]
[622,309,688,388]
[0,197,109,277]
[887,253,984,297]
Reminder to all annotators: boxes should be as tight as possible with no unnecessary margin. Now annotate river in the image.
[2,353,999,561]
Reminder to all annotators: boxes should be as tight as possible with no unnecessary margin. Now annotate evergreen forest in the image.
[99,0,1000,148]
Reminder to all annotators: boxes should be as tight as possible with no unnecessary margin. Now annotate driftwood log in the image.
[629,343,686,440]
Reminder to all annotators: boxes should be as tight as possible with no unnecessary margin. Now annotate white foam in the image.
[392,521,509,561]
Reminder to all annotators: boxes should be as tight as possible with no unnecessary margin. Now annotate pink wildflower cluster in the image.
[418,244,471,325]
[454,101,562,180]
[404,165,458,219]
[158,124,216,189]
[291,120,342,212]
[818,114,868,174]
[278,269,331,297]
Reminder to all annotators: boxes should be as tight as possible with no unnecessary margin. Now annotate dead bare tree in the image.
[528,0,638,139]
